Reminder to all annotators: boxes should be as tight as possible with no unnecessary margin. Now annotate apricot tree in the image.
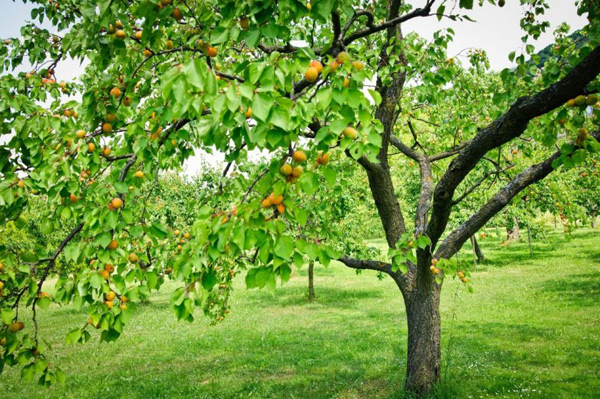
[1,0,600,395]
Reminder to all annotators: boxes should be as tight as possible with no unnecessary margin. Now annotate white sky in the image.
[0,1,588,174]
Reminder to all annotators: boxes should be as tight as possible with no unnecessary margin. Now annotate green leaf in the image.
[459,0,474,9]
[38,296,51,310]
[114,182,128,194]
[65,328,82,345]
[1,308,15,325]
[274,236,295,259]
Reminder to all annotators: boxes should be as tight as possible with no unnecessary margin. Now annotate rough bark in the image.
[365,164,406,247]
[308,260,315,302]
[506,216,521,241]
[404,283,442,395]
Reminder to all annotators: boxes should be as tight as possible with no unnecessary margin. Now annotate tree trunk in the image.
[506,216,520,241]
[308,260,315,302]
[527,224,533,258]
[471,235,485,263]
[404,284,442,395]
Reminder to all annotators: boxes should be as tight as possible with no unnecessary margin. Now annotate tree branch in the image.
[342,0,435,46]
[435,130,600,259]
[427,44,600,248]
[338,255,394,276]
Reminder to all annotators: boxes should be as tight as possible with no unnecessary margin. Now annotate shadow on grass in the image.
[243,285,387,309]
[537,273,600,307]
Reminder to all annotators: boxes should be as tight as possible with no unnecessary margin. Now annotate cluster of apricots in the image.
[262,192,285,214]
[280,150,307,182]
[304,51,364,87]
[565,94,598,108]
[173,229,192,253]
[103,290,128,310]
[429,258,441,275]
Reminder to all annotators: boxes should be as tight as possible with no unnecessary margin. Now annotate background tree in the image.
[1,0,600,396]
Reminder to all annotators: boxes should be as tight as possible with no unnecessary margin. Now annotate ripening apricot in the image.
[277,204,285,214]
[206,46,218,57]
[239,17,250,30]
[172,8,183,21]
[310,60,323,73]
[261,197,272,207]
[143,49,153,57]
[111,197,123,209]
[574,95,587,106]
[566,99,576,107]
[0,281,4,290]
[305,66,319,82]
[108,240,119,250]
[337,51,351,64]
[120,303,128,310]
[343,77,350,88]
[587,94,598,105]
[102,147,111,156]
[457,271,465,279]
[110,87,122,98]
[87,142,96,153]
[102,122,113,133]
[76,129,86,139]
[174,229,180,236]
[115,30,127,39]
[165,39,174,49]
[292,166,303,178]
[280,163,293,176]
[69,194,78,203]
[342,126,357,140]
[0,338,6,346]
[245,107,252,119]
[121,295,128,302]
[115,20,124,29]
[104,264,115,273]
[352,61,364,70]
[317,152,330,165]
[177,244,182,251]
[134,171,144,178]
[135,30,142,40]
[431,258,439,265]
[292,150,307,163]
[105,291,116,301]
[128,253,139,263]
[8,321,25,332]
[269,193,283,205]
[329,60,340,71]
[184,232,190,239]
[105,300,113,309]
[17,179,25,188]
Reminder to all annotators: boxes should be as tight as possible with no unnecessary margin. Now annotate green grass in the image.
[1,228,599,399]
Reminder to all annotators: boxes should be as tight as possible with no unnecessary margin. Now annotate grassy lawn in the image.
[1,227,599,399]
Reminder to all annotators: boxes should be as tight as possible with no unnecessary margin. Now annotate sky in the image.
[0,0,588,174]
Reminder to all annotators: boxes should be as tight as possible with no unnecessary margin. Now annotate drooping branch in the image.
[342,0,435,46]
[427,44,600,248]
[428,141,470,162]
[435,130,600,260]
[451,164,515,205]
[341,10,375,40]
